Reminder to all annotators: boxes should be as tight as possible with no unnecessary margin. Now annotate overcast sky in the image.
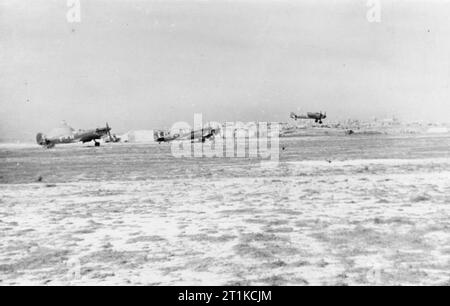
[1,0,450,140]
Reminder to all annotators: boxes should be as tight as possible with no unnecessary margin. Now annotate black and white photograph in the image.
[0,0,449,288]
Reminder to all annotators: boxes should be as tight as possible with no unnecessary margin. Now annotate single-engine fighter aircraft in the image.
[186,127,218,142]
[154,130,181,143]
[290,111,327,124]
[154,127,218,144]
[36,122,113,148]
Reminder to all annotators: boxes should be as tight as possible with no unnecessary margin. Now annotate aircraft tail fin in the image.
[154,130,165,141]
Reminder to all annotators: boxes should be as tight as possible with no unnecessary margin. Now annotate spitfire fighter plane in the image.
[154,127,218,144]
[36,122,113,148]
[290,111,327,124]
[154,130,181,143]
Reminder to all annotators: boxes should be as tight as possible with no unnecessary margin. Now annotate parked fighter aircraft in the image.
[154,130,181,143]
[154,127,218,143]
[290,111,327,124]
[36,122,113,148]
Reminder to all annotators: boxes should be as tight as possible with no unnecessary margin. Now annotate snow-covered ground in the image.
[0,135,449,285]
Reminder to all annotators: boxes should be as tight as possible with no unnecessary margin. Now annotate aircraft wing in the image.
[174,128,215,141]
[46,123,75,140]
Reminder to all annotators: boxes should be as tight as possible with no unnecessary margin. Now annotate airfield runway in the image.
[0,134,449,285]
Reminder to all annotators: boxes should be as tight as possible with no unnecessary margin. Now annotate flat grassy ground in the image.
[0,135,449,285]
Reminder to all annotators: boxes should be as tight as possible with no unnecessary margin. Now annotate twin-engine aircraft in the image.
[290,111,327,124]
[36,122,113,148]
[154,127,218,144]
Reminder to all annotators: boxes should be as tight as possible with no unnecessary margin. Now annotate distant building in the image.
[426,127,449,134]
[121,130,155,142]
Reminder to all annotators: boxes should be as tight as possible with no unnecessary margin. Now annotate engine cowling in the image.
[36,133,47,145]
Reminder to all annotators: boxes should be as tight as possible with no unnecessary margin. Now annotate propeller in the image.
[106,122,112,140]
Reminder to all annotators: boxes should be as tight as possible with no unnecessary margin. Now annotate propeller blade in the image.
[106,122,112,139]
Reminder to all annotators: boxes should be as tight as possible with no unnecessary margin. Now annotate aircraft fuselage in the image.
[37,126,111,148]
[290,112,327,123]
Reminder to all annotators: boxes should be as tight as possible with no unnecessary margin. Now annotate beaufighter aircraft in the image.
[290,111,327,124]
[36,122,113,148]
[154,127,218,144]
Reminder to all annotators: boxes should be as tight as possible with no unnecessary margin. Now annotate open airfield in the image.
[0,134,449,285]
